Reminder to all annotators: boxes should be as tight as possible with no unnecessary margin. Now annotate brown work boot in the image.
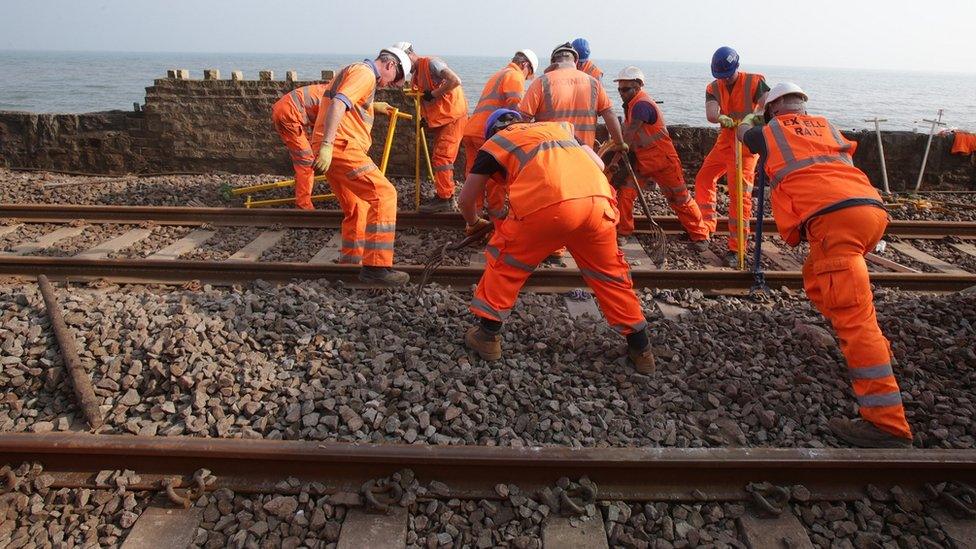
[418,196,456,213]
[628,345,656,374]
[358,267,410,287]
[828,417,913,449]
[690,239,710,253]
[464,326,501,361]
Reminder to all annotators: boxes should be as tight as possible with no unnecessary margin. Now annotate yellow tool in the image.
[734,123,746,270]
[405,88,436,210]
[227,108,412,208]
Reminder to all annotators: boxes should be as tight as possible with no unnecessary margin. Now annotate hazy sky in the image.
[2,0,973,73]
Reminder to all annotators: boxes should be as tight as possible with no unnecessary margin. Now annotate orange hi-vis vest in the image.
[522,66,609,147]
[311,62,377,152]
[414,57,468,127]
[578,60,603,80]
[481,121,614,219]
[623,90,673,156]
[761,113,883,246]
[276,84,328,136]
[463,63,526,139]
[707,71,765,144]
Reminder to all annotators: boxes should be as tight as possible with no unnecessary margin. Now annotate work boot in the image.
[419,196,456,213]
[725,251,742,269]
[464,326,501,361]
[628,345,656,374]
[690,239,710,253]
[617,235,630,248]
[358,266,410,287]
[828,417,913,449]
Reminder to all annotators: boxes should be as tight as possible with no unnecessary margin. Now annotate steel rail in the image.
[2,433,974,502]
[0,256,973,290]
[3,204,975,238]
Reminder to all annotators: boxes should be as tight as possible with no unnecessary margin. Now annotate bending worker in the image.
[694,46,769,266]
[737,83,913,448]
[458,109,655,374]
[271,83,328,210]
[519,43,625,150]
[613,66,709,249]
[311,47,411,286]
[395,42,468,213]
[572,38,603,80]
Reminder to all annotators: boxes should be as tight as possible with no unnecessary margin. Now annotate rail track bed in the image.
[2,205,975,291]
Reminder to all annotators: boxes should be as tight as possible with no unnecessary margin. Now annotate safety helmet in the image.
[711,46,739,79]
[485,108,523,140]
[613,66,645,85]
[392,41,413,54]
[765,82,808,104]
[516,48,540,76]
[380,47,412,80]
[550,42,579,63]
[571,38,591,61]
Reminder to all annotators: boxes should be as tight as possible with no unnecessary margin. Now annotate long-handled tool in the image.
[915,109,946,191]
[863,117,891,195]
[618,152,667,268]
[405,89,437,211]
[734,131,747,270]
[749,158,770,300]
[417,222,494,293]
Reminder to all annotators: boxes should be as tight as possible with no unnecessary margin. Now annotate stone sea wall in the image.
[0,68,973,190]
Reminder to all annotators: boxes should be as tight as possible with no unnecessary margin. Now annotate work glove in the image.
[465,217,491,236]
[608,141,630,153]
[314,143,334,174]
[373,101,392,115]
[717,115,736,128]
[741,113,764,127]
[422,90,435,102]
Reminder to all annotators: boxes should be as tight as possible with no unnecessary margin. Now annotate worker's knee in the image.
[812,254,870,311]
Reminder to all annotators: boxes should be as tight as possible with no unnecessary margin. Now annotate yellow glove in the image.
[717,115,736,128]
[741,113,764,127]
[465,217,491,236]
[373,101,392,115]
[609,141,630,152]
[314,143,334,174]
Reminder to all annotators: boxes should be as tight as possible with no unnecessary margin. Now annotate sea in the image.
[2,50,975,132]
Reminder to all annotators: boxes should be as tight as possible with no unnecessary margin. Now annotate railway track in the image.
[1,204,975,291]
[3,433,976,547]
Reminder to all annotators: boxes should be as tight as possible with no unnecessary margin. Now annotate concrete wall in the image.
[0,69,973,190]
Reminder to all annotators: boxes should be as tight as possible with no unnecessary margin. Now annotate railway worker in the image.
[311,47,412,287]
[271,83,329,210]
[458,108,655,374]
[737,82,913,448]
[518,42,626,151]
[612,66,710,250]
[694,46,769,267]
[572,38,604,81]
[393,42,469,213]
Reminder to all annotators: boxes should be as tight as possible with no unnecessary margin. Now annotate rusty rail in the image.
[3,204,975,237]
[2,433,975,502]
[1,256,974,291]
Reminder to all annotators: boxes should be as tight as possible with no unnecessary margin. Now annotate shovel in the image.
[617,152,667,268]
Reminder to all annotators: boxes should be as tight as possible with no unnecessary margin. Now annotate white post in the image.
[864,117,890,195]
[915,109,946,191]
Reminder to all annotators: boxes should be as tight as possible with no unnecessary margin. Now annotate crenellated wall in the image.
[0,68,973,190]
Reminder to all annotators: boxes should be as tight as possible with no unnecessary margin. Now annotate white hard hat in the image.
[392,41,413,53]
[766,82,808,105]
[516,49,540,76]
[613,66,645,85]
[381,47,412,78]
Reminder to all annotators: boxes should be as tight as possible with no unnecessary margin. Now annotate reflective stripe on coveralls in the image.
[271,84,328,209]
[414,57,468,198]
[519,67,611,148]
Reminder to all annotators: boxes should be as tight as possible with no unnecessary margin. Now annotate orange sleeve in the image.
[595,81,612,112]
[518,79,542,118]
[501,72,525,109]
[335,65,375,107]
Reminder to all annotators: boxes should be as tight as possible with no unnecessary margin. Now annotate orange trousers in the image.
[694,134,757,251]
[431,115,467,199]
[272,104,316,210]
[324,143,398,266]
[471,197,648,336]
[802,205,912,440]
[618,151,709,241]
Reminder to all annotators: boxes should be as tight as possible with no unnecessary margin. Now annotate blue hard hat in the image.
[572,38,591,61]
[711,46,740,79]
[485,108,523,140]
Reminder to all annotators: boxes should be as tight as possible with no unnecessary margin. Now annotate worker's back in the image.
[519,67,611,147]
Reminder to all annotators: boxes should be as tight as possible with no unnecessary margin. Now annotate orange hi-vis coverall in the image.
[694,71,767,251]
[271,84,328,210]
[470,121,648,337]
[310,61,398,267]
[745,113,911,440]
[518,66,612,148]
[618,90,708,241]
[462,62,527,222]
[414,57,468,199]
[577,59,604,81]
